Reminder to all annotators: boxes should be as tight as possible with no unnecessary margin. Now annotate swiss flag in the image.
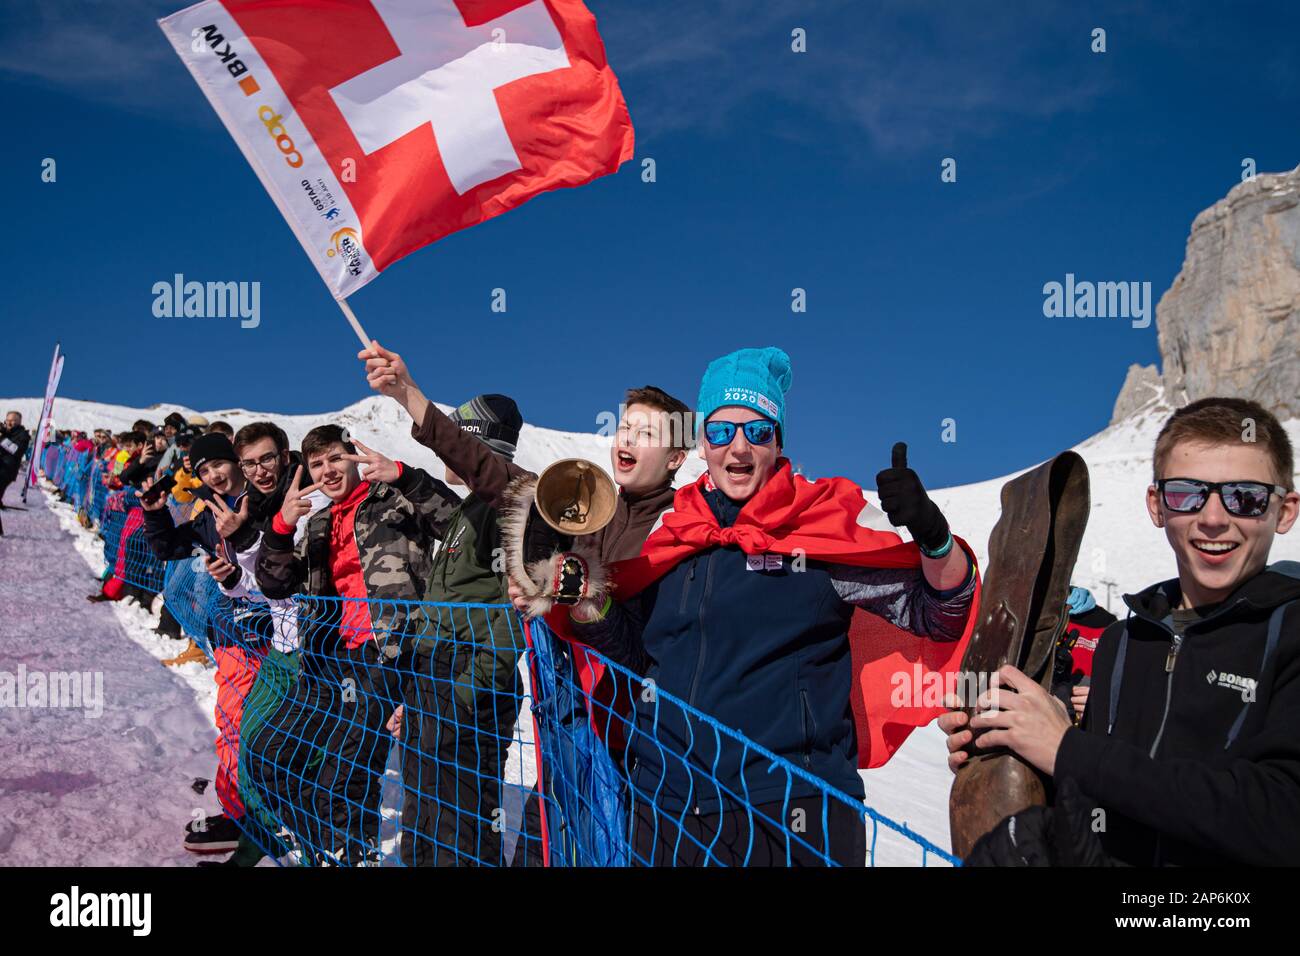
[162,0,634,295]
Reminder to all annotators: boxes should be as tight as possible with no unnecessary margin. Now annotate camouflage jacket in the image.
[255,465,461,654]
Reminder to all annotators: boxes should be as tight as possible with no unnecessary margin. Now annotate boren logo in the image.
[1207,668,1257,701]
[258,106,303,168]
[327,228,365,277]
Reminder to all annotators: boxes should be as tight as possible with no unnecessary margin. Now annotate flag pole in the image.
[337,297,374,350]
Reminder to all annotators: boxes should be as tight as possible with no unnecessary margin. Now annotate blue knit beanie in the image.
[697,347,792,438]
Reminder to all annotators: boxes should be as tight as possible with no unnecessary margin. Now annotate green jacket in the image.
[420,491,523,709]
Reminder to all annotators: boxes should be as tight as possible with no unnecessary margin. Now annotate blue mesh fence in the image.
[89,460,109,519]
[163,555,221,640]
[61,450,93,512]
[43,444,65,487]
[38,442,961,867]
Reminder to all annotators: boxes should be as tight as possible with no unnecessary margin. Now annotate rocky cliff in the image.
[1112,166,1300,423]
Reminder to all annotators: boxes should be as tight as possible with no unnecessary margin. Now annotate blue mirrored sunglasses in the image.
[703,418,778,447]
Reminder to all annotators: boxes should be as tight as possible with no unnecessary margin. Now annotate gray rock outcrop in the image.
[1112,166,1300,423]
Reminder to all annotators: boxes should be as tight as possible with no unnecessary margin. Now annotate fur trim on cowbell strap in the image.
[500,474,608,619]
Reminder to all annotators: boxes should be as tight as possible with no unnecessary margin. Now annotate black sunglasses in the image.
[1156,478,1287,518]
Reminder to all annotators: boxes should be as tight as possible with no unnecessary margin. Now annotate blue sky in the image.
[3,1,1299,488]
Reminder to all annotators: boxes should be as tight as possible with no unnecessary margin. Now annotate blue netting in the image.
[39,443,960,867]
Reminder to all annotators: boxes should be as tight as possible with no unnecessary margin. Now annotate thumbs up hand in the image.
[874,442,950,554]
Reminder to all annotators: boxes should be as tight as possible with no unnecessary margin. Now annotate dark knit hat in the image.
[190,433,238,476]
[451,394,522,460]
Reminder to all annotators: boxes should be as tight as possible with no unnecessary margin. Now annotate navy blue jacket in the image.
[574,489,974,813]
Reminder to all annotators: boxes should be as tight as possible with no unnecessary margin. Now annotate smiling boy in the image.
[253,424,461,863]
[942,397,1300,866]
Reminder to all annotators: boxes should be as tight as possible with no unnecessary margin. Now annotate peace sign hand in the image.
[342,439,401,486]
[278,465,322,530]
[207,493,250,539]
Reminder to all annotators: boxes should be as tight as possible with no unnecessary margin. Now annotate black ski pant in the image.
[156,604,183,640]
[629,794,867,867]
[399,644,520,866]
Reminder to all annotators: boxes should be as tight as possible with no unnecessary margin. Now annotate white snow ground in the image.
[4,391,1299,865]
[0,486,217,865]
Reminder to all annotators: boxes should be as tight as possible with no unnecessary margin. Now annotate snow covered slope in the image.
[10,390,1298,609]
[0,394,708,491]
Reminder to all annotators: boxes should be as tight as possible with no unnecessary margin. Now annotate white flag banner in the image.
[26,345,64,490]
[159,3,377,298]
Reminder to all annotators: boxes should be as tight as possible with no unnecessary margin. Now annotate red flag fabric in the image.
[549,460,980,769]
[161,0,634,297]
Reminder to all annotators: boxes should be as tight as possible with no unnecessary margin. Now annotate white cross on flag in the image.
[160,0,634,298]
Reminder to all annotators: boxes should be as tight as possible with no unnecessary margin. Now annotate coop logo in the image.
[50,886,151,936]
[1206,668,1257,702]
[327,228,365,277]
[257,107,304,168]
[192,24,259,95]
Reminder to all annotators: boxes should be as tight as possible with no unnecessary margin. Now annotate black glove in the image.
[964,777,1110,867]
[874,442,949,553]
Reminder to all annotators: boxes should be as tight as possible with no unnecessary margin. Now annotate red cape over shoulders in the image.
[546,460,980,769]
